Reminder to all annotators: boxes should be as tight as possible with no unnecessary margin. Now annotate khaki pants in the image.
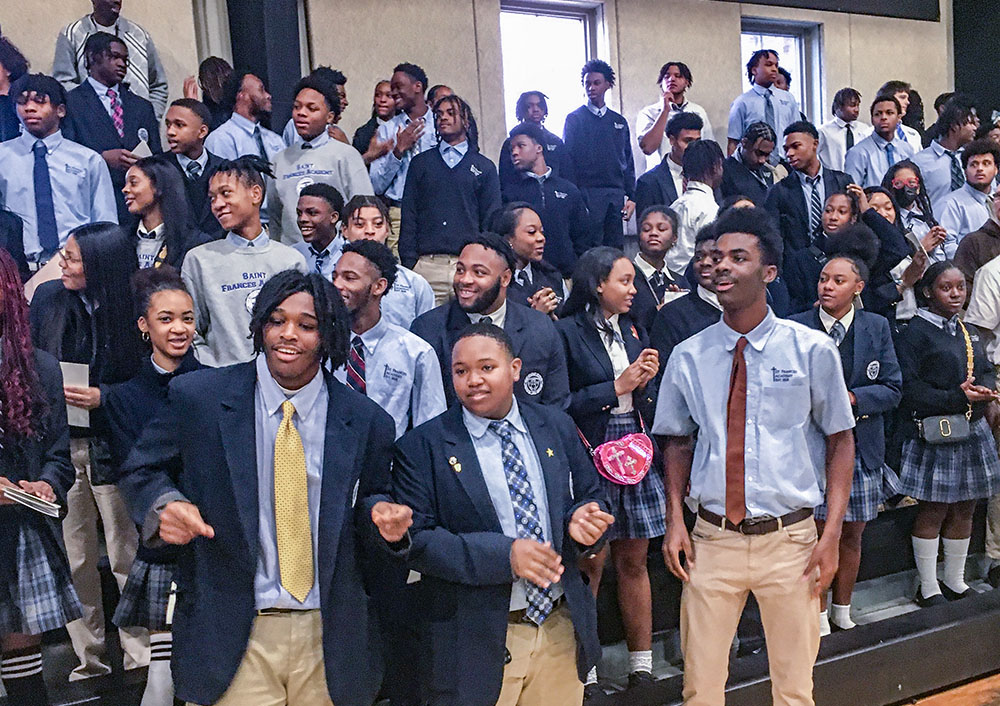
[387,206,401,259]
[194,610,332,706]
[64,438,148,679]
[413,254,459,306]
[495,603,583,706]
[681,516,820,706]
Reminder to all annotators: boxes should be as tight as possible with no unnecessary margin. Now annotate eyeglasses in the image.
[891,178,920,189]
[58,249,82,265]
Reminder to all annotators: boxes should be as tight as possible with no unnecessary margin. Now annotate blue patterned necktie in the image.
[949,151,964,190]
[830,320,845,346]
[885,143,896,168]
[807,174,823,241]
[32,141,59,254]
[763,89,776,135]
[489,419,553,625]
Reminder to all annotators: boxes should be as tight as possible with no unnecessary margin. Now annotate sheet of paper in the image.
[132,139,153,158]
[60,362,90,428]
[3,487,60,518]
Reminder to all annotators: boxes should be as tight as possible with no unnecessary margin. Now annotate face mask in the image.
[894,186,919,208]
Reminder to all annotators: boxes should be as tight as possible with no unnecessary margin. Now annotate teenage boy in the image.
[636,111,703,218]
[655,205,855,706]
[764,120,853,256]
[637,61,714,171]
[721,122,777,206]
[727,50,800,164]
[912,95,980,210]
[281,67,350,147]
[164,97,225,237]
[936,138,999,259]
[499,91,574,197]
[563,59,636,248]
[270,75,372,244]
[0,73,117,269]
[845,95,916,187]
[666,139,723,274]
[399,94,502,303]
[504,121,592,278]
[393,323,612,706]
[181,157,306,367]
[292,183,344,280]
[818,88,873,172]
[878,80,924,152]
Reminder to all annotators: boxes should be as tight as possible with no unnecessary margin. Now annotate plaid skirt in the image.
[816,457,901,522]
[112,558,176,631]
[899,417,1000,503]
[601,413,666,540]
[0,522,82,636]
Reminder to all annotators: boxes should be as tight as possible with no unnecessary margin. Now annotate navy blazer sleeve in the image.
[36,352,74,504]
[537,316,571,410]
[476,157,502,232]
[399,158,420,268]
[851,315,902,417]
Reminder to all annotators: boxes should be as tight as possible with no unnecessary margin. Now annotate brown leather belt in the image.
[508,596,565,624]
[697,506,813,535]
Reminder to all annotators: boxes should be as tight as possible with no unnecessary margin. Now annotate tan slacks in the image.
[64,438,148,679]
[681,516,820,706]
[387,206,402,260]
[413,254,459,306]
[195,610,333,706]
[495,603,583,706]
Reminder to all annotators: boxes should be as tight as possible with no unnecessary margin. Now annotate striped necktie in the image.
[949,151,964,190]
[885,143,896,167]
[346,336,366,394]
[830,320,846,346]
[107,88,124,138]
[763,89,776,135]
[806,174,823,241]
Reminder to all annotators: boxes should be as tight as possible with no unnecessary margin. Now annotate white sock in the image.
[942,537,971,594]
[628,650,652,674]
[141,633,174,706]
[912,536,942,598]
[830,603,855,629]
[818,610,831,637]
[585,666,598,685]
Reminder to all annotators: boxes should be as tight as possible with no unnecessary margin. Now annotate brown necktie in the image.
[725,337,749,526]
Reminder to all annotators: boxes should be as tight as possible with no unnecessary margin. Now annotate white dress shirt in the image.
[965,257,1000,365]
[635,98,714,172]
[817,117,873,172]
[667,182,719,273]
[596,313,633,414]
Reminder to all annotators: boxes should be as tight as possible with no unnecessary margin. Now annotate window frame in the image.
[740,16,824,125]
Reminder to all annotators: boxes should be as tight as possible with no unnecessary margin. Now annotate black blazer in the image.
[392,402,606,706]
[649,289,721,367]
[720,154,774,206]
[129,222,213,270]
[790,309,902,469]
[165,151,226,238]
[410,300,570,410]
[763,168,853,257]
[0,208,29,282]
[556,310,655,447]
[507,261,564,309]
[118,362,400,706]
[858,209,911,322]
[630,261,688,336]
[634,158,679,219]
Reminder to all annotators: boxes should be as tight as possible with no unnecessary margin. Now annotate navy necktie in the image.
[253,126,268,160]
[845,124,855,151]
[32,141,59,254]
[650,270,668,302]
[830,320,846,346]
[949,152,964,191]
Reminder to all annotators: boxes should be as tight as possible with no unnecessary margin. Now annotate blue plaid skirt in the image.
[601,413,665,540]
[816,457,900,522]
[899,417,1000,503]
[112,558,176,631]
[0,522,82,636]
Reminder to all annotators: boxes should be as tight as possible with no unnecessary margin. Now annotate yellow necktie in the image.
[274,400,314,602]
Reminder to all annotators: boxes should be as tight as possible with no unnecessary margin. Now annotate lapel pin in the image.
[448,456,462,473]
[546,448,554,457]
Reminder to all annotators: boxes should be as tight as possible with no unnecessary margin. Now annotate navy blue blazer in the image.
[634,157,679,220]
[0,208,29,282]
[392,402,606,706]
[720,154,774,206]
[165,150,226,238]
[790,309,901,470]
[630,262,688,336]
[118,362,399,706]
[763,168,853,258]
[410,299,570,410]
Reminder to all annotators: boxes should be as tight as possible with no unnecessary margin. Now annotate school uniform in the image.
[634,156,680,220]
[630,254,688,335]
[720,152,774,206]
[204,114,284,225]
[131,221,212,270]
[791,307,902,521]
[563,103,636,248]
[844,132,916,188]
[382,265,436,330]
[783,239,827,314]
[817,118,873,172]
[763,167,853,258]
[668,181,718,273]
[727,85,799,165]
[857,209,911,323]
[937,183,992,259]
[292,236,344,282]
[911,140,967,212]
[649,287,722,368]
[166,149,226,238]
[636,98,714,171]
[498,127,574,196]
[410,299,570,410]
[392,399,607,706]
[507,261,566,310]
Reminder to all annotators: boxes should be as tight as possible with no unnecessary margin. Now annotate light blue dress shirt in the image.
[844,132,916,188]
[653,308,855,517]
[226,229,269,249]
[911,141,964,211]
[462,398,563,610]
[253,354,327,610]
[293,235,343,280]
[333,316,446,438]
[204,113,284,224]
[727,84,800,164]
[439,139,469,169]
[382,265,435,329]
[0,129,118,258]
[177,149,209,175]
[937,182,992,259]
[369,105,436,202]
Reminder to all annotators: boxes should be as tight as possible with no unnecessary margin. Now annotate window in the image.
[499,2,603,135]
[740,18,823,123]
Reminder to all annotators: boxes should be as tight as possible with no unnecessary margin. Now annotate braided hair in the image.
[433,94,472,143]
[0,249,45,446]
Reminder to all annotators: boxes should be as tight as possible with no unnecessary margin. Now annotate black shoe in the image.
[627,670,655,690]
[941,582,977,601]
[988,564,1000,589]
[915,586,948,607]
[584,682,604,702]
[736,638,766,657]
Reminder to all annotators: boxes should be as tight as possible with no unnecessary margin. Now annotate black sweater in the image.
[498,127,575,197]
[563,106,636,198]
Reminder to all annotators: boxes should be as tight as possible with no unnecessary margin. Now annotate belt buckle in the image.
[739,515,774,535]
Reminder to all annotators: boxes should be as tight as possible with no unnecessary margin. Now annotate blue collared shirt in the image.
[86,76,121,119]
[844,132,916,188]
[653,308,855,517]
[937,182,992,259]
[911,140,964,211]
[727,84,800,164]
[176,149,209,175]
[333,316,446,439]
[381,264,435,329]
[586,101,608,118]
[0,129,118,258]
[292,236,343,281]
[369,105,436,202]
[226,229,269,249]
[439,139,469,169]
[253,354,328,610]
[462,398,563,610]
[204,113,284,224]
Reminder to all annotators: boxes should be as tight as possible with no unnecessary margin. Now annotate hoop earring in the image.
[141,331,150,342]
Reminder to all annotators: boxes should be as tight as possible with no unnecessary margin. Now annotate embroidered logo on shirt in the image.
[383,364,406,383]
[771,367,798,383]
[523,372,544,395]
[245,288,261,313]
[546,144,556,151]
[614,123,625,130]
[64,164,84,177]
[554,190,568,199]
[866,361,880,380]
[470,164,482,176]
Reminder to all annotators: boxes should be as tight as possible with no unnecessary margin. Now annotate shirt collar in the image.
[150,355,171,375]
[227,229,269,248]
[403,104,431,125]
[19,129,63,153]
[255,354,325,419]
[229,112,260,135]
[176,150,209,170]
[462,397,527,440]
[302,131,331,149]
[915,307,959,331]
[633,253,666,281]
[834,116,852,129]
[751,83,773,98]
[697,285,722,311]
[818,305,855,334]
[685,180,713,195]
[87,75,119,96]
[137,222,165,239]
[439,139,469,158]
[665,155,683,177]
[526,167,552,183]
[963,182,989,203]
[354,315,389,356]
[796,168,824,187]
[309,234,343,258]
[670,100,689,112]
[871,132,899,149]
[468,298,507,327]
[720,307,776,352]
[515,262,533,282]
[930,140,957,157]
[586,101,607,117]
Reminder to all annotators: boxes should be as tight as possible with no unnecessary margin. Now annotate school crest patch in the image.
[866,360,880,380]
[523,371,544,396]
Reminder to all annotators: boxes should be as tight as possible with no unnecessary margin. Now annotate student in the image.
[954,187,1000,290]
[352,79,396,166]
[163,98,225,237]
[635,111,703,217]
[563,59,636,248]
[845,95,917,188]
[194,56,232,132]
[637,61,714,171]
[845,185,912,322]
[410,233,570,409]
[281,67,350,147]
[499,90,574,195]
[399,94,501,303]
[0,247,80,706]
[555,248,662,696]
[0,73,117,269]
[911,95,979,210]
[341,194,434,330]
[119,269,413,706]
[882,160,948,264]
[765,120,853,257]
[878,80,926,153]
[426,84,482,152]
[492,202,567,317]
[935,138,998,259]
[727,49,800,164]
[122,156,211,269]
[631,206,688,334]
[53,0,169,119]
[503,121,591,278]
[720,121,776,206]
[104,266,201,706]
[655,206,855,706]
[29,222,147,681]
[292,183,344,280]
[0,36,28,142]
[818,88,874,172]
[181,157,307,367]
[896,262,1000,606]
[667,138,723,274]
[332,239,446,438]
[63,32,161,224]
